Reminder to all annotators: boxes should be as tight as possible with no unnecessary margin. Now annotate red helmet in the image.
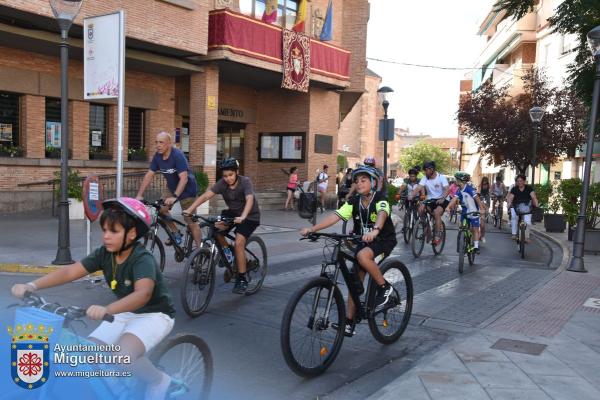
[102,197,151,239]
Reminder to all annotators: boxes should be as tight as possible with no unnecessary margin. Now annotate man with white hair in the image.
[136,131,200,247]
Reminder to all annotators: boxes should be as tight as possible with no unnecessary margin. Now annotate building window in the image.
[128,108,145,150]
[0,92,20,152]
[259,132,305,162]
[45,98,62,157]
[239,0,298,29]
[89,104,109,159]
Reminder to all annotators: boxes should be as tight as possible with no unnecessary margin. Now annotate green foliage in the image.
[54,169,82,201]
[495,0,600,102]
[534,183,552,209]
[398,140,451,174]
[127,147,147,157]
[387,184,399,206]
[194,171,209,195]
[336,154,348,170]
[558,178,582,226]
[0,144,23,157]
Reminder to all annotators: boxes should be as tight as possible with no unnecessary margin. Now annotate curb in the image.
[0,263,103,276]
[530,226,570,272]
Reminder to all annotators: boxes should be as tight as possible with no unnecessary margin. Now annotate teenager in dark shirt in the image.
[506,174,539,242]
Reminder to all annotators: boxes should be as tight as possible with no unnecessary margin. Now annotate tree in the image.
[457,68,587,174]
[494,0,600,102]
[398,140,452,174]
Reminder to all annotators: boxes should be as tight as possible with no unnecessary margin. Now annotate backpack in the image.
[298,192,318,219]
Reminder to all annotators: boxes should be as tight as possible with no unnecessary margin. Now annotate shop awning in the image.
[465,153,481,175]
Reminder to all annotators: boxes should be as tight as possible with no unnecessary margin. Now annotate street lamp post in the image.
[529,106,544,190]
[377,86,394,180]
[50,0,83,265]
[569,25,600,273]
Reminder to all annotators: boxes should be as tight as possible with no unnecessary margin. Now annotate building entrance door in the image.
[217,122,245,178]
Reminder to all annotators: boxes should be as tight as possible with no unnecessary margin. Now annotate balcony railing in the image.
[208,9,350,81]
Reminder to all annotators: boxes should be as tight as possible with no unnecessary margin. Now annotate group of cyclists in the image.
[9,130,540,396]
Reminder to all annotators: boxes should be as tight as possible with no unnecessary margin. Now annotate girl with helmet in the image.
[449,172,486,254]
[184,157,261,294]
[301,165,397,337]
[11,197,177,400]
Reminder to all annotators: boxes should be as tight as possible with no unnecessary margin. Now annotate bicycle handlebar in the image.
[18,292,114,323]
[189,214,236,225]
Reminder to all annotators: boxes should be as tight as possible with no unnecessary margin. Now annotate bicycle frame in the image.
[146,201,195,261]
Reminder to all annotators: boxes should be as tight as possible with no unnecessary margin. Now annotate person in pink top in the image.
[285,167,299,210]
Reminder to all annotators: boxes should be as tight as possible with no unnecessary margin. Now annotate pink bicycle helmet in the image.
[364,156,377,167]
[102,197,151,239]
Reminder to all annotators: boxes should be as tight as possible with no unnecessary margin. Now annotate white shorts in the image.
[318,183,328,192]
[88,312,175,353]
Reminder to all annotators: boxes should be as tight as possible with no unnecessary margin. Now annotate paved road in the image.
[0,213,561,399]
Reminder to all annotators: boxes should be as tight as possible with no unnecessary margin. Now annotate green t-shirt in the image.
[81,243,176,318]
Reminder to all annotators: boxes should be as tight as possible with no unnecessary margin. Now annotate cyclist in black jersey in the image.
[301,166,396,336]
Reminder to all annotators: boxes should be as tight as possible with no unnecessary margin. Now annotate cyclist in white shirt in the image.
[410,161,450,245]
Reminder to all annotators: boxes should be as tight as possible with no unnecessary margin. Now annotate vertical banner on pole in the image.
[84,11,125,196]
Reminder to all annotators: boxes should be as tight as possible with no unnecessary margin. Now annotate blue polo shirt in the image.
[150,147,197,200]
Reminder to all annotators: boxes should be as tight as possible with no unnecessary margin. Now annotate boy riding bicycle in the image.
[300,166,396,336]
[11,197,176,400]
[449,172,486,254]
[183,157,261,294]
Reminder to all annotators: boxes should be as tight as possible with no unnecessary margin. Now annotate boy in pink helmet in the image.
[11,197,177,400]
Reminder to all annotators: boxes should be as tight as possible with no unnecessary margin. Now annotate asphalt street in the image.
[0,212,561,400]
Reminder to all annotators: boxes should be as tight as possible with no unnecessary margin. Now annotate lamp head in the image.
[529,106,545,123]
[49,0,83,31]
[377,86,394,105]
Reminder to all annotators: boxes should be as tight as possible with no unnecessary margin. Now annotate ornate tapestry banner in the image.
[282,29,310,92]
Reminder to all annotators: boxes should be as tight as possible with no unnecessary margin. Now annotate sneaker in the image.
[223,247,235,265]
[232,275,248,294]
[374,282,393,312]
[481,237,486,244]
[332,319,356,337]
[165,231,183,246]
[475,247,480,255]
[432,236,441,246]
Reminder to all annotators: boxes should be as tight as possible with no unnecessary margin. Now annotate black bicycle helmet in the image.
[454,171,471,183]
[423,160,436,170]
[220,157,239,171]
[408,168,418,176]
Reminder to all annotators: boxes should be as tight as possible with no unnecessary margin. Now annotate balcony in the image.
[206,9,350,87]
[492,63,534,96]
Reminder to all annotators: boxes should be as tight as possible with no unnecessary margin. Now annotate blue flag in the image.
[320,0,333,41]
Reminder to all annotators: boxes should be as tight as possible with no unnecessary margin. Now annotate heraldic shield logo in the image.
[8,323,52,390]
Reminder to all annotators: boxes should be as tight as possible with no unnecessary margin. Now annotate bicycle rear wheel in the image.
[432,221,446,255]
[280,277,346,377]
[368,259,413,344]
[457,230,465,274]
[181,248,215,317]
[402,212,412,244]
[244,236,268,295]
[143,230,165,272]
[150,334,213,400]
[411,220,426,258]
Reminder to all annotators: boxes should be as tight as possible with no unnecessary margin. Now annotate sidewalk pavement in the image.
[369,225,600,400]
[0,208,338,273]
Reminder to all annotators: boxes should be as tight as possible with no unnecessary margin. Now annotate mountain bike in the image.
[449,205,459,224]
[9,292,213,400]
[457,211,479,273]
[401,200,418,244]
[512,207,532,259]
[180,214,268,317]
[280,232,413,377]
[142,199,198,272]
[411,199,446,258]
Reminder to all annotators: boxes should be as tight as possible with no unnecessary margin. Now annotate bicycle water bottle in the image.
[173,231,183,246]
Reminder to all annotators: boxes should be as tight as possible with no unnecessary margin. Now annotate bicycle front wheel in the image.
[143,231,165,272]
[519,225,526,259]
[411,220,426,258]
[432,220,446,255]
[150,334,213,400]
[244,236,268,295]
[368,259,413,344]
[402,212,412,244]
[181,248,215,317]
[280,277,346,377]
[457,230,465,274]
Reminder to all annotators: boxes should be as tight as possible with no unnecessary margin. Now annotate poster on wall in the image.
[91,130,102,147]
[84,12,121,99]
[282,136,302,160]
[0,123,12,141]
[45,121,61,147]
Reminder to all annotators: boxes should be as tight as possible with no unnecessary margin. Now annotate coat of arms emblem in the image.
[8,323,52,390]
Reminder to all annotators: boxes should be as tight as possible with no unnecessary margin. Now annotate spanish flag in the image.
[262,0,278,24]
[293,0,308,32]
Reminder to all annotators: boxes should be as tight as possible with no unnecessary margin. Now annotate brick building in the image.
[0,0,370,213]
